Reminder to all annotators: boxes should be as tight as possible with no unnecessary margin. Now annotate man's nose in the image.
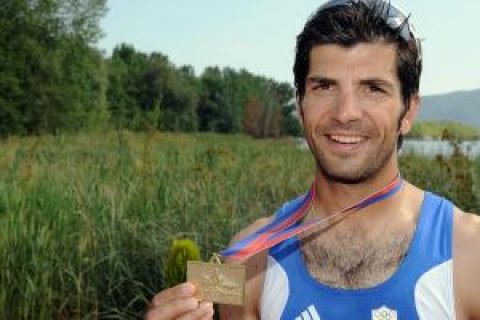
[332,90,362,124]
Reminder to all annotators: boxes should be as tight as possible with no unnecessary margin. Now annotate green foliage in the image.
[0,0,108,135]
[164,238,201,288]
[1,0,299,137]
[107,45,200,132]
[105,53,298,136]
[408,121,480,140]
[281,103,302,137]
[401,141,480,212]
[106,44,149,128]
[198,67,294,137]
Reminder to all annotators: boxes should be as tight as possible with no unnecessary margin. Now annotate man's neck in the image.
[309,168,402,226]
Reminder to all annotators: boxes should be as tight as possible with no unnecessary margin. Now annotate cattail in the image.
[164,238,201,288]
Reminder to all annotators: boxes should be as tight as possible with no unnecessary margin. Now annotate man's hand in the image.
[145,283,214,320]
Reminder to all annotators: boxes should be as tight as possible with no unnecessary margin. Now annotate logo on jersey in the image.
[372,306,397,320]
[295,304,321,320]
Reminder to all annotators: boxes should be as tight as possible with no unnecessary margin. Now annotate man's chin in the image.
[319,169,373,184]
[315,159,377,184]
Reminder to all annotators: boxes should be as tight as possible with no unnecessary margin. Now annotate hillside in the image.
[418,89,480,127]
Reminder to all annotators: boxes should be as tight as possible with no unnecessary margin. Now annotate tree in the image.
[107,44,149,128]
[243,97,263,137]
[0,0,108,135]
[157,57,199,132]
[197,67,224,132]
[107,46,200,131]
[57,0,107,44]
[281,102,302,137]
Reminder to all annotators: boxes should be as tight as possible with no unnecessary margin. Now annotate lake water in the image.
[401,139,480,158]
[297,138,480,158]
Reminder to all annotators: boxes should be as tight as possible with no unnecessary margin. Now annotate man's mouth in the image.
[328,135,367,144]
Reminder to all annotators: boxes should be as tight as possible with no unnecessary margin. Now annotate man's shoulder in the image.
[453,207,480,261]
[453,207,480,254]
[452,207,480,318]
[230,195,306,245]
[229,217,272,246]
[454,207,480,233]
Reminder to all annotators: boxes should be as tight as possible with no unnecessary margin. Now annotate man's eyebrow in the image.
[359,78,395,90]
[306,76,336,84]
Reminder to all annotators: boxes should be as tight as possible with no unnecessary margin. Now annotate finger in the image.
[177,302,214,320]
[200,306,215,320]
[200,309,214,320]
[145,297,199,320]
[151,283,196,308]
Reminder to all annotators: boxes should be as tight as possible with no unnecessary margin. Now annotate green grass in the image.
[0,131,478,319]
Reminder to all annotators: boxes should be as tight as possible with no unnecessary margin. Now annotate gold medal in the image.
[187,253,246,305]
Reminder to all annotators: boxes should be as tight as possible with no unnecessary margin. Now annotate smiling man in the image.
[146,1,480,319]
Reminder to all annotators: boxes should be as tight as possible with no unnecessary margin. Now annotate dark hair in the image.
[293,1,422,147]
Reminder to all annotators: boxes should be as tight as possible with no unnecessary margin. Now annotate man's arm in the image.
[454,209,480,320]
[219,218,271,320]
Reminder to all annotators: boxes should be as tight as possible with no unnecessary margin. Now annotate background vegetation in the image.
[408,121,480,140]
[1,132,479,319]
[0,0,301,138]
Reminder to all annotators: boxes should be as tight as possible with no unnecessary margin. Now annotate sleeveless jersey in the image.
[260,192,455,320]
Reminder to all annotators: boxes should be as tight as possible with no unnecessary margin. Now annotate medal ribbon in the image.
[221,174,402,261]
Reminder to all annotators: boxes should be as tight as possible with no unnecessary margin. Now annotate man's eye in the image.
[368,84,385,93]
[313,82,332,90]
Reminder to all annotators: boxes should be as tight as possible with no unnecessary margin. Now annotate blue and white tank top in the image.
[261,192,455,319]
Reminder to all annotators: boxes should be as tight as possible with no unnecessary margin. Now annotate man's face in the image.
[300,43,417,183]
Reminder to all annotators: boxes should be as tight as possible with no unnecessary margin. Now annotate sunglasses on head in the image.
[319,0,418,43]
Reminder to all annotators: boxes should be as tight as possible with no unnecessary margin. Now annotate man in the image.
[146,0,480,319]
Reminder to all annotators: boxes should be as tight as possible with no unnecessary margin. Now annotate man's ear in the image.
[400,94,420,135]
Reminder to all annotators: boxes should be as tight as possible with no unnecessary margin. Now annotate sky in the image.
[98,0,480,96]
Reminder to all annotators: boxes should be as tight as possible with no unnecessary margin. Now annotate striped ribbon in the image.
[221,174,403,261]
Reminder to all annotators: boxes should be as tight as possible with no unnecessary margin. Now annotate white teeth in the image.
[330,135,365,144]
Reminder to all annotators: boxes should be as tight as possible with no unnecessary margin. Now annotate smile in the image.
[328,135,367,144]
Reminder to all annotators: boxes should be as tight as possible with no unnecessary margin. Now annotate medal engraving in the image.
[187,261,245,305]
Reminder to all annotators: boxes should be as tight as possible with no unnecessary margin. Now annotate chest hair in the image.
[300,224,414,289]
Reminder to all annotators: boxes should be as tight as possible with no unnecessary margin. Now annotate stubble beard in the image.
[306,130,398,185]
